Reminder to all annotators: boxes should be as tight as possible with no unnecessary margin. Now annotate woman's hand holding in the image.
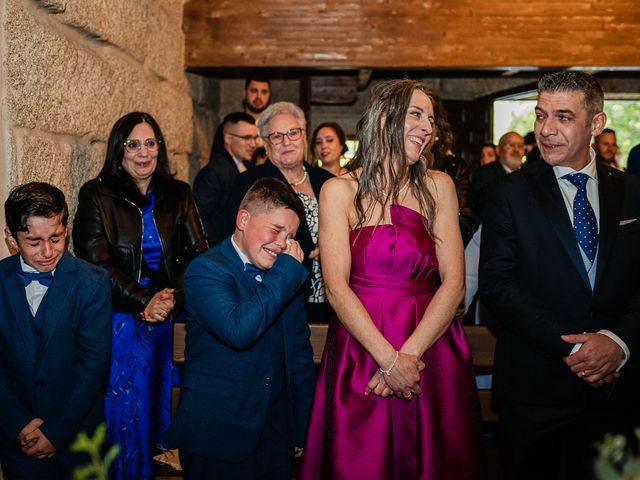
[365,371,394,398]
[381,352,424,399]
[140,288,175,322]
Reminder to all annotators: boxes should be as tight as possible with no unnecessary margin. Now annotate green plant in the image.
[595,429,640,480]
[70,423,119,480]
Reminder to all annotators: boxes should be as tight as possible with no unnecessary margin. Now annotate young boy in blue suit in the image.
[168,177,315,480]
[0,182,111,479]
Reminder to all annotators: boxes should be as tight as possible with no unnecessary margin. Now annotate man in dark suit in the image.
[193,112,258,245]
[471,130,525,218]
[480,71,640,479]
[0,182,111,479]
[168,178,315,479]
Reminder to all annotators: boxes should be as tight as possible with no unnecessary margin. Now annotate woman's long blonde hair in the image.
[350,79,437,237]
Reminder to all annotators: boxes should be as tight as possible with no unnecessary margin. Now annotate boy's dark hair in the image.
[5,182,68,237]
[239,178,305,223]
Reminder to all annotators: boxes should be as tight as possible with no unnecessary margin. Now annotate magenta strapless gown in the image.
[300,205,485,480]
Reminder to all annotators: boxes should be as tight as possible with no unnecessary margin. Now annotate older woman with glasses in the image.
[73,112,207,480]
[226,102,334,323]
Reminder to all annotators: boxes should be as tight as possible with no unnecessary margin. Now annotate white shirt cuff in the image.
[598,330,630,371]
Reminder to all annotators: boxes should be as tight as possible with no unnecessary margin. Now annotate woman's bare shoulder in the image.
[322,170,359,199]
[425,169,456,199]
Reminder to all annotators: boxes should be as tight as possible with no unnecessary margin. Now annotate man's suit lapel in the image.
[594,165,623,291]
[527,163,592,289]
[36,252,75,362]
[0,256,38,365]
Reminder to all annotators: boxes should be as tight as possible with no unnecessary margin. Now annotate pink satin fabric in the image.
[300,205,485,480]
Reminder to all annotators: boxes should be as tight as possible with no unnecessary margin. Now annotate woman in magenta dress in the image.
[300,79,484,480]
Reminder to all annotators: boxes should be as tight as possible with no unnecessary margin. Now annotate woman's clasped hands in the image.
[140,288,175,322]
[365,350,425,400]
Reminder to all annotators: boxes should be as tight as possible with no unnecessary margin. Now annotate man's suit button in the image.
[264,377,272,386]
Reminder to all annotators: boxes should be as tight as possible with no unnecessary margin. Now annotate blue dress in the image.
[106,193,180,480]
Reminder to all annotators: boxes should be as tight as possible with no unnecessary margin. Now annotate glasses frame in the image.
[123,138,162,153]
[228,133,260,143]
[265,128,304,146]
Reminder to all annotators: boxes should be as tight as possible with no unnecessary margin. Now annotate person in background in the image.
[300,79,484,480]
[168,178,315,480]
[471,131,525,219]
[251,146,268,166]
[592,128,621,169]
[193,112,258,245]
[431,94,478,245]
[226,102,334,324]
[480,71,640,479]
[627,143,640,176]
[243,72,271,122]
[480,142,497,167]
[0,182,111,479]
[73,112,208,480]
[310,121,349,176]
[524,131,541,163]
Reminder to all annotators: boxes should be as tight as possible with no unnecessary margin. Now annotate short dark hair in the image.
[5,182,68,238]
[223,112,256,128]
[99,111,173,204]
[239,178,304,224]
[244,72,271,90]
[538,71,604,119]
[524,132,536,145]
[597,128,616,137]
[311,122,348,156]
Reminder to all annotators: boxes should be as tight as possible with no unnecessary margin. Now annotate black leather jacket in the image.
[72,177,208,314]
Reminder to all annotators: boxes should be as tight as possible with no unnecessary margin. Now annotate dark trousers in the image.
[497,397,637,480]
[180,421,291,480]
[0,448,78,480]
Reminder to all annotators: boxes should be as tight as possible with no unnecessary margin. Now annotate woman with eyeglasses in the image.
[226,102,334,323]
[73,111,207,480]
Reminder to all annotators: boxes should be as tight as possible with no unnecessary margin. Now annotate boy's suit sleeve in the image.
[186,252,308,351]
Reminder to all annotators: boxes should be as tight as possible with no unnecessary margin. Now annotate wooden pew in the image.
[172,322,498,421]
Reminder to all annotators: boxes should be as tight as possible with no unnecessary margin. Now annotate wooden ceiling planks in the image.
[183,0,640,68]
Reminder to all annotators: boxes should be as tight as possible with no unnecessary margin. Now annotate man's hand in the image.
[562,333,624,385]
[283,239,304,263]
[294,447,304,458]
[22,429,56,459]
[17,418,43,449]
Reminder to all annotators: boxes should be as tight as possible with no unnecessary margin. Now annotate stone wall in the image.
[0,0,193,257]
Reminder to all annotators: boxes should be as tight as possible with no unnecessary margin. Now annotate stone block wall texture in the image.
[0,0,193,257]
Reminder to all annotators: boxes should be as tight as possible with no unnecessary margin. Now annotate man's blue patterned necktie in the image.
[17,269,54,287]
[563,173,598,264]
